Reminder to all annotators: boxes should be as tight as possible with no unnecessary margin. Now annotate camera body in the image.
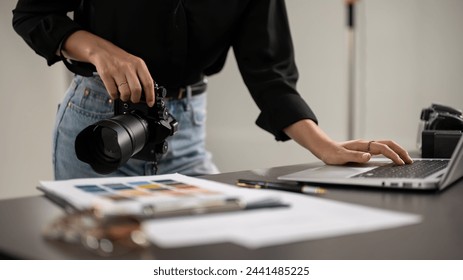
[114,86,178,161]
[421,104,463,131]
[75,85,178,174]
[419,104,463,158]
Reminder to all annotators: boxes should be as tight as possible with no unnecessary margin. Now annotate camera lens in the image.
[75,114,149,174]
[95,127,122,161]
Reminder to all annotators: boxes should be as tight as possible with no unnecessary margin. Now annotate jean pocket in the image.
[68,78,114,120]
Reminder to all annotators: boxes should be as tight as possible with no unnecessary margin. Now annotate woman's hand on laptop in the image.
[283,119,414,165]
[336,139,414,165]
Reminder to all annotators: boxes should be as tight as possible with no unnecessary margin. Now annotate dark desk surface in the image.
[1,163,462,260]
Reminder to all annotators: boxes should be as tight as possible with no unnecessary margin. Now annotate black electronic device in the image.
[422,130,462,158]
[75,85,178,174]
[421,103,463,131]
[419,104,463,158]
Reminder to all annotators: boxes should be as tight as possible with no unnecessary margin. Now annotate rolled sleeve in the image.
[12,0,82,65]
[256,92,317,141]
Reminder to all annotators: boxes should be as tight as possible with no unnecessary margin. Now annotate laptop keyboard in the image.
[352,160,449,179]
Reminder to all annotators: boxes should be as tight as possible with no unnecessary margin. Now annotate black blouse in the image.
[12,0,317,140]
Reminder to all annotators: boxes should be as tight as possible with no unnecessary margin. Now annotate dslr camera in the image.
[418,103,463,158]
[75,84,178,174]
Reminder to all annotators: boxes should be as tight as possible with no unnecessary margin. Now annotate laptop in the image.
[278,135,463,191]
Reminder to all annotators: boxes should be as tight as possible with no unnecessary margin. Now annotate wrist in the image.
[62,30,112,65]
[284,119,337,160]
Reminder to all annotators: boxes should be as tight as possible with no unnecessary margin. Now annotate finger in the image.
[125,71,142,104]
[340,139,369,152]
[369,141,405,165]
[376,140,414,164]
[136,62,155,107]
[99,72,119,100]
[323,147,371,165]
[117,81,130,101]
[382,141,413,164]
[340,150,371,164]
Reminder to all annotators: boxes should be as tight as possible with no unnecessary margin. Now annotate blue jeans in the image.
[53,75,219,180]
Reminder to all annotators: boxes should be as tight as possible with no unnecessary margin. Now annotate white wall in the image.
[1,0,462,199]
[1,0,68,199]
[359,0,463,145]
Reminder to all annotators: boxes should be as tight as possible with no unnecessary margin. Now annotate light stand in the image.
[346,0,357,139]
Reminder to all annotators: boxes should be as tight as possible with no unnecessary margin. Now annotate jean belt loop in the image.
[183,85,192,111]
[186,85,192,99]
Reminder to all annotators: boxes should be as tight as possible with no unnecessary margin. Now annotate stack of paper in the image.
[39,174,421,249]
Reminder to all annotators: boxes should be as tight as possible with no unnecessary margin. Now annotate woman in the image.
[12,0,412,179]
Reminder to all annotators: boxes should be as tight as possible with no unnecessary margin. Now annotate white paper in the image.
[40,174,421,249]
[142,188,421,249]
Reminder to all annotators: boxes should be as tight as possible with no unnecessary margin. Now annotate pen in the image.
[236,179,326,195]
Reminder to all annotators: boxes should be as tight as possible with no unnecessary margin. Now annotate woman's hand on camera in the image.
[61,30,155,107]
[284,119,413,165]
